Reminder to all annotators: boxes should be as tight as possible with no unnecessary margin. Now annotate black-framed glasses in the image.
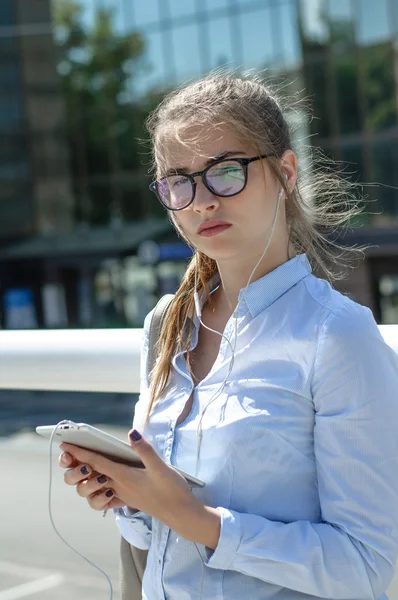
[149,154,272,211]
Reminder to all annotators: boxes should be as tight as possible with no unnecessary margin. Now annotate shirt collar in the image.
[195,253,312,320]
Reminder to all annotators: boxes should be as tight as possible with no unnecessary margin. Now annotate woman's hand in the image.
[58,451,126,510]
[58,430,220,548]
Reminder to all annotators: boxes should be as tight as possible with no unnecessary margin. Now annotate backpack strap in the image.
[119,293,176,600]
[147,293,175,379]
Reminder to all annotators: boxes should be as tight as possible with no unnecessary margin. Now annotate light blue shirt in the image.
[116,253,398,600]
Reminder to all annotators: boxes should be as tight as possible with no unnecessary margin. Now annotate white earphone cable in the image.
[192,184,284,598]
[48,421,113,599]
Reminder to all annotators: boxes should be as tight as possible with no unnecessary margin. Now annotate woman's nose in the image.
[192,180,220,213]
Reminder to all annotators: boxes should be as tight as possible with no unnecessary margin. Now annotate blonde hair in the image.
[143,71,368,424]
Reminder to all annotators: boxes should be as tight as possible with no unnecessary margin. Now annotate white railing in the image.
[0,326,397,393]
[0,329,143,393]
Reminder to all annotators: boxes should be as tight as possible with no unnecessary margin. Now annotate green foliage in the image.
[362,43,396,131]
[52,0,166,224]
[301,33,396,138]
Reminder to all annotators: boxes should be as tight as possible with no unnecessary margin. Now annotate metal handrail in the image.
[0,325,397,393]
[0,329,143,393]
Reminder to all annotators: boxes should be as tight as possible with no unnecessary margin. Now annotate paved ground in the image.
[0,426,126,600]
[1,418,398,599]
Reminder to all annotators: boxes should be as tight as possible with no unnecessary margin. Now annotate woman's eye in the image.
[172,177,188,187]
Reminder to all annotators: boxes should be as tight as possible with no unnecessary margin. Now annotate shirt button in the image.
[158,559,161,565]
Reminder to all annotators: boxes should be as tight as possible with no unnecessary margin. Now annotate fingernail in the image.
[61,452,70,464]
[80,465,89,475]
[129,430,142,442]
[97,474,107,484]
[105,489,113,498]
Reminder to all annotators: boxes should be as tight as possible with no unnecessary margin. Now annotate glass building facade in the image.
[47,0,398,228]
[0,0,75,241]
[0,0,397,327]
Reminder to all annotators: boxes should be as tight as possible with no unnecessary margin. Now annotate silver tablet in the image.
[36,420,205,489]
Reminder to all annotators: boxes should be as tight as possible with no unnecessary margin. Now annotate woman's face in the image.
[159,126,294,264]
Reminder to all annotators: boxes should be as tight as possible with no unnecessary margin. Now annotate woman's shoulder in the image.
[302,272,375,330]
[304,275,397,382]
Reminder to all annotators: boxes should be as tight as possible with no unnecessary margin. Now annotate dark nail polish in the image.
[129,429,142,442]
[105,489,113,498]
[80,466,89,475]
[97,474,107,484]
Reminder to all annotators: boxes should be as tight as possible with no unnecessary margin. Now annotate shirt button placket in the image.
[158,423,175,598]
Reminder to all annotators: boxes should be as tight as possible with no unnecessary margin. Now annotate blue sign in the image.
[4,288,38,329]
[138,241,193,264]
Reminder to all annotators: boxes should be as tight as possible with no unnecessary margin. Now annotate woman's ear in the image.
[280,150,297,194]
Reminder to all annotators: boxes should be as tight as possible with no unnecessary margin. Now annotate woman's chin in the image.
[198,244,242,262]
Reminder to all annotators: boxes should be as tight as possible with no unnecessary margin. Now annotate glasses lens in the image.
[158,175,193,209]
[205,161,245,196]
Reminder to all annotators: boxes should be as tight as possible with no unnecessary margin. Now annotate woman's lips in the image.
[198,224,232,237]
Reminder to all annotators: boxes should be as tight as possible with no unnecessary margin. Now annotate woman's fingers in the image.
[59,449,123,512]
[64,463,95,486]
[76,473,110,498]
[58,451,79,469]
[87,488,116,511]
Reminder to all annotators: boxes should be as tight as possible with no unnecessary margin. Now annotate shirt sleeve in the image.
[204,302,398,599]
[113,308,155,550]
[115,507,152,550]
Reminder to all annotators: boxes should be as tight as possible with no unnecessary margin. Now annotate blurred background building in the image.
[0,0,397,329]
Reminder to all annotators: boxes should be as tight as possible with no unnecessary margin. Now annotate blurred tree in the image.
[52,0,164,224]
[362,42,396,131]
[300,13,396,139]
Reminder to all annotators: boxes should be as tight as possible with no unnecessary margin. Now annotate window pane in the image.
[206,0,229,12]
[302,51,330,138]
[328,0,353,21]
[340,143,364,181]
[334,53,361,133]
[0,64,19,87]
[17,0,51,24]
[168,0,197,19]
[0,0,14,25]
[327,0,355,47]
[133,0,159,28]
[357,0,391,45]
[134,31,165,96]
[300,0,329,44]
[0,93,23,130]
[276,0,302,70]
[172,23,202,81]
[0,134,29,179]
[379,276,398,324]
[371,138,398,221]
[89,182,112,225]
[363,42,396,130]
[240,8,275,68]
[208,16,235,70]
[235,0,263,5]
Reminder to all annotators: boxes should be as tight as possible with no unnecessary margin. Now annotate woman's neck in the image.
[213,247,291,315]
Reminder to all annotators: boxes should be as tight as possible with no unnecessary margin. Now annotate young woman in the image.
[59,73,398,599]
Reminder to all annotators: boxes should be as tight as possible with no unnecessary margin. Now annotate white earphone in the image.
[192,179,287,597]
